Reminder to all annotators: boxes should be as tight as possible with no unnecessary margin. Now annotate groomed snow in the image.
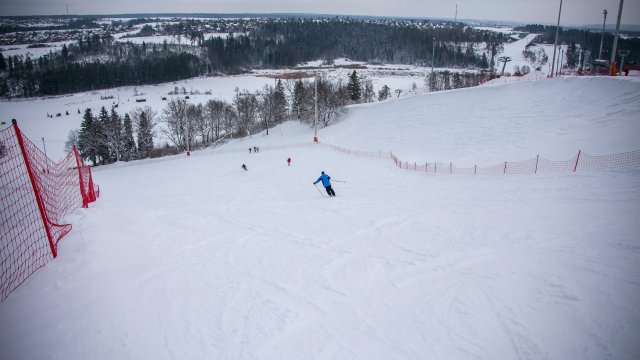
[0,77,639,360]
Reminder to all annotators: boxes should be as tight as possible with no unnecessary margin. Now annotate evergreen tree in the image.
[78,108,99,165]
[108,107,123,162]
[122,113,137,161]
[480,53,489,69]
[136,110,154,158]
[347,70,362,102]
[378,85,391,101]
[96,106,111,164]
[0,53,6,71]
[61,44,69,62]
[274,79,287,123]
[292,79,308,121]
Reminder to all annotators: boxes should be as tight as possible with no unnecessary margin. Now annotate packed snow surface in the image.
[0,77,639,359]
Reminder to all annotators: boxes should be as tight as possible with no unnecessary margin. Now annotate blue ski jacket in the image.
[314,173,331,187]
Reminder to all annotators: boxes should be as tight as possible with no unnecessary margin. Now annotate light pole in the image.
[313,74,318,143]
[430,37,436,92]
[599,9,608,59]
[558,48,564,76]
[609,0,624,76]
[186,125,190,156]
[42,137,49,172]
[550,0,563,78]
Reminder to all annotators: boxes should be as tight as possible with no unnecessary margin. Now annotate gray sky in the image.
[1,0,639,26]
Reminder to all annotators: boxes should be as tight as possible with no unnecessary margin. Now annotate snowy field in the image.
[0,77,639,359]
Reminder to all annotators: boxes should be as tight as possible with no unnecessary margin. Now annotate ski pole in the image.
[313,183,325,197]
[332,180,346,183]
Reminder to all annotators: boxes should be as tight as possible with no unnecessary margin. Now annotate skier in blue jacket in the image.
[314,171,336,197]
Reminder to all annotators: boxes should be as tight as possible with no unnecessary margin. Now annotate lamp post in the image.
[186,124,190,156]
[430,37,436,92]
[609,0,624,76]
[313,74,318,143]
[558,48,564,76]
[42,137,49,172]
[599,9,608,59]
[550,0,563,78]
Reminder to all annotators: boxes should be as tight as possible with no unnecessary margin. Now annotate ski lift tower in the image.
[498,56,511,76]
[618,50,631,75]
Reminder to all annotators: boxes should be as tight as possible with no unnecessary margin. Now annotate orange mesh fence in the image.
[0,120,99,302]
[576,150,640,171]
[326,143,640,175]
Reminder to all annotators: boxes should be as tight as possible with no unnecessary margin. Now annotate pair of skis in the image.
[313,180,345,198]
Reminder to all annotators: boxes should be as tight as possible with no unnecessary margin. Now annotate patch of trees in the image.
[74,106,148,165]
[426,71,489,92]
[72,67,489,165]
[515,24,640,64]
[1,18,502,98]
[0,18,100,34]
[0,35,202,97]
[201,19,503,71]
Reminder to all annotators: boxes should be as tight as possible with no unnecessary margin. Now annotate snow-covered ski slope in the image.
[1,77,639,360]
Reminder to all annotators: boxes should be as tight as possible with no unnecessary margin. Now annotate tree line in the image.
[514,24,640,66]
[1,18,503,98]
[74,69,456,165]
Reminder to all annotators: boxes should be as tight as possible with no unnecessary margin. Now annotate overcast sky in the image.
[1,0,639,26]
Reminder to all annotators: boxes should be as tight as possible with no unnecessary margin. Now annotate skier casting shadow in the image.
[313,171,336,197]
[241,164,248,171]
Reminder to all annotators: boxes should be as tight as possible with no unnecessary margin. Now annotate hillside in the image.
[0,77,639,359]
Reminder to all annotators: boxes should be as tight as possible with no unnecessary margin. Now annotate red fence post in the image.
[574,150,581,172]
[72,145,89,208]
[12,120,57,258]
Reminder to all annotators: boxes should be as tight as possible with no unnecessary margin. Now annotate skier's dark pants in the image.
[325,186,335,197]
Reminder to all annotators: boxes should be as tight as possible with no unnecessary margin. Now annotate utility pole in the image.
[431,37,436,92]
[558,48,564,76]
[550,0,563,78]
[313,74,318,143]
[599,9,608,59]
[455,4,458,22]
[42,137,48,172]
[186,125,190,156]
[609,0,624,75]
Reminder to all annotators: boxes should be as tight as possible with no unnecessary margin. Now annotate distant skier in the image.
[287,157,291,166]
[249,147,252,153]
[241,164,248,171]
[313,171,336,197]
